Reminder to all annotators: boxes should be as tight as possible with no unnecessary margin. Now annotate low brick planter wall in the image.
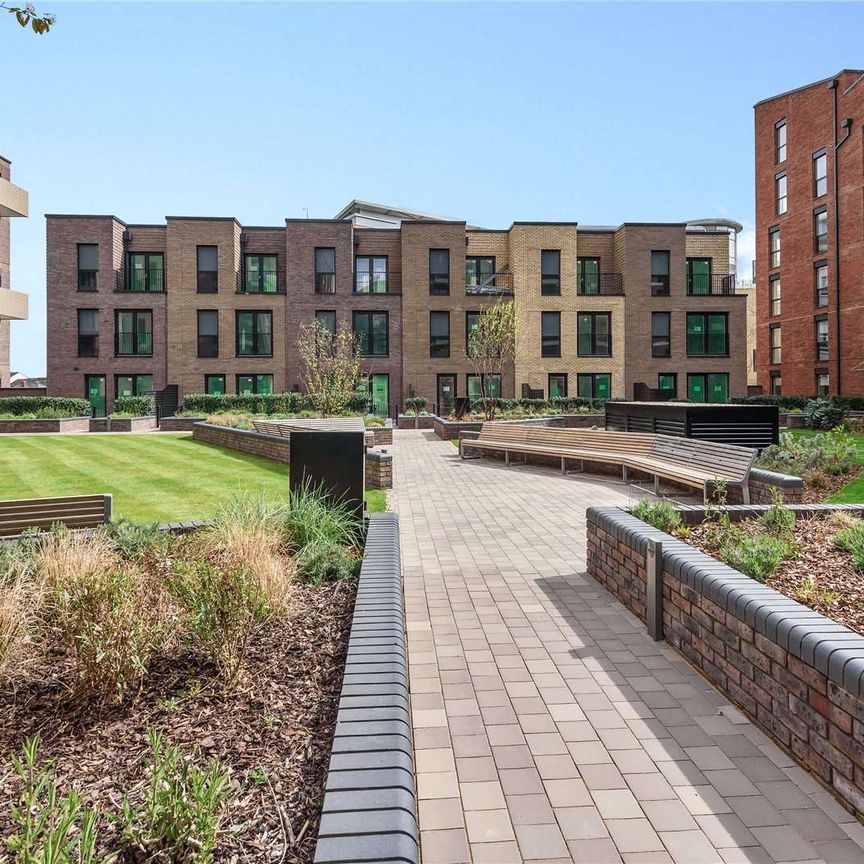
[0,417,90,434]
[433,416,484,439]
[89,418,109,433]
[314,513,417,864]
[365,449,392,490]
[108,415,158,432]
[159,416,206,432]
[367,426,393,446]
[587,504,864,818]
[192,422,291,464]
[397,414,435,430]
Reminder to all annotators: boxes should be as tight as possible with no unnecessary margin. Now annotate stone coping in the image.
[366,449,392,463]
[313,512,417,864]
[588,504,864,699]
[749,466,804,488]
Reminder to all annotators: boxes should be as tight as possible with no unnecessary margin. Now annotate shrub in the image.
[120,730,230,864]
[759,492,795,536]
[102,519,173,562]
[183,391,369,417]
[404,396,428,415]
[169,559,268,683]
[114,395,155,416]
[283,483,360,551]
[0,396,91,418]
[364,414,385,427]
[806,398,846,430]
[0,566,39,680]
[5,735,113,864]
[836,520,864,572]
[757,429,856,477]
[719,534,793,582]
[630,499,682,535]
[296,540,359,584]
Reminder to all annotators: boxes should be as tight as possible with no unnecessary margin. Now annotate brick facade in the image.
[755,70,864,395]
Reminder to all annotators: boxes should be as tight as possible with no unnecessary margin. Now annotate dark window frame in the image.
[197,309,219,358]
[354,255,388,294]
[114,373,154,400]
[814,207,828,254]
[687,372,729,404]
[813,149,827,198]
[204,373,226,395]
[816,370,830,397]
[126,252,165,293]
[114,309,153,357]
[541,311,561,358]
[658,373,677,396]
[541,249,561,295]
[76,308,99,358]
[769,226,781,269]
[77,243,98,292]
[577,311,612,357]
[686,257,714,296]
[775,171,787,215]
[651,311,671,358]
[815,315,829,362]
[197,245,218,294]
[352,310,389,357]
[315,310,336,334]
[429,249,450,295]
[466,372,501,400]
[775,119,787,164]
[578,257,601,295]
[650,250,670,296]
[769,323,782,365]
[465,255,496,289]
[242,253,279,294]
[577,373,611,401]
[769,274,781,316]
[235,310,273,357]
[315,247,336,294]
[686,312,729,357]
[548,373,568,399]
[236,374,274,396]
[465,311,480,356]
[429,311,451,358]
[814,261,828,308]
[770,370,782,397]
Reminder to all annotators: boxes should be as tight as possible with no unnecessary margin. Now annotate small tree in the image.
[297,321,361,416]
[467,300,516,421]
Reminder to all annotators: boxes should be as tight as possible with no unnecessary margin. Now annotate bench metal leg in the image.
[622,465,629,483]
[741,482,751,505]
[505,450,510,467]
[653,475,660,496]
[561,456,566,474]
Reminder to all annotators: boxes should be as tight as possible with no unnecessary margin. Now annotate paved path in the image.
[391,431,864,864]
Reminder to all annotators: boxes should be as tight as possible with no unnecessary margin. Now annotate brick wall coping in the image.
[313,512,417,864]
[588,504,864,699]
[192,421,282,444]
[749,466,804,488]
[366,449,392,464]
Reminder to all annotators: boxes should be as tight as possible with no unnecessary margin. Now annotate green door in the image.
[86,375,106,418]
[688,375,705,402]
[687,258,712,295]
[707,373,729,403]
[370,374,389,417]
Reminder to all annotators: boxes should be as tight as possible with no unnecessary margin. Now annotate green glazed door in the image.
[370,374,389,417]
[86,375,106,418]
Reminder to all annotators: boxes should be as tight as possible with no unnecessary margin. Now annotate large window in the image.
[197,310,219,358]
[429,249,450,295]
[651,312,670,357]
[243,254,278,293]
[578,257,600,295]
[315,310,336,333]
[541,250,561,295]
[687,373,728,403]
[429,311,450,358]
[315,248,336,294]
[769,227,781,269]
[77,309,98,357]
[651,251,670,296]
[77,243,98,292]
[816,371,830,397]
[541,311,561,357]
[466,256,495,290]
[816,316,829,361]
[467,373,501,400]
[197,246,218,293]
[770,324,781,364]
[548,373,567,399]
[237,374,273,396]
[686,313,728,356]
[658,373,677,396]
[815,262,828,307]
[775,172,787,215]
[577,373,611,401]
[769,275,781,316]
[814,208,828,253]
[115,310,153,356]
[127,253,164,292]
[353,311,388,356]
[465,311,480,356]
[775,119,787,163]
[577,312,611,357]
[771,371,782,396]
[235,311,273,356]
[813,149,827,198]
[355,256,387,294]
[115,374,153,399]
[204,374,225,395]
[686,258,712,295]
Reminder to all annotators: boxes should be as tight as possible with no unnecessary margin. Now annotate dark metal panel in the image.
[289,430,365,520]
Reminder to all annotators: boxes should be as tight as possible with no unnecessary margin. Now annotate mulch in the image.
[0,579,357,864]
[688,516,864,637]
[801,465,864,503]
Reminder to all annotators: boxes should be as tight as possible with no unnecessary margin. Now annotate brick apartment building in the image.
[0,154,30,388]
[755,69,864,396]
[46,202,746,415]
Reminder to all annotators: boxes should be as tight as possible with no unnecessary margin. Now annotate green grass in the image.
[784,429,864,503]
[0,433,386,522]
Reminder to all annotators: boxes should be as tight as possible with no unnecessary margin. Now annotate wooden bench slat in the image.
[0,494,111,538]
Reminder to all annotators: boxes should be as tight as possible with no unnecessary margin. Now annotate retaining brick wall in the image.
[397,414,435,430]
[108,416,158,432]
[159,416,205,432]
[587,504,864,818]
[192,422,291,463]
[368,426,393,446]
[0,417,90,434]
[365,450,392,490]
[89,418,109,432]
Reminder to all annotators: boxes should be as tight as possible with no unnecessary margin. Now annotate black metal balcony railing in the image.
[466,272,513,296]
[116,331,153,356]
[315,273,336,294]
[578,273,624,296]
[686,274,736,296]
[355,272,389,294]
[237,270,283,294]
[116,269,165,292]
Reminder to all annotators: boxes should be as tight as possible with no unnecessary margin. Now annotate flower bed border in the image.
[587,503,864,817]
[313,512,417,864]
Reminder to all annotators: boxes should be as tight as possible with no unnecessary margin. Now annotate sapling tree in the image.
[297,321,362,416]
[467,300,515,421]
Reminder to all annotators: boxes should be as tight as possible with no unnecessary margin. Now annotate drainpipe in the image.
[829,78,853,394]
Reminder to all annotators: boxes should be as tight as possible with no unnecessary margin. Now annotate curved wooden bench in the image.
[0,494,112,538]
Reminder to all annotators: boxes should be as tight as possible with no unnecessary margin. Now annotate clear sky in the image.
[3,1,863,376]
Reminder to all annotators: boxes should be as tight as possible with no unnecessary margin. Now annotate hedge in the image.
[464,396,609,412]
[113,395,155,416]
[731,395,864,412]
[0,396,91,417]
[181,392,369,416]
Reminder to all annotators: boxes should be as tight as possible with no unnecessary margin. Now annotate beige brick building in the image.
[0,154,29,388]
[46,201,745,415]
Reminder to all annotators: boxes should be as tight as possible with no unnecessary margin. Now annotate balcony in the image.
[0,289,28,321]
[466,272,513,297]
[236,270,284,295]
[578,273,624,296]
[687,274,737,296]
[0,177,28,218]
[115,332,153,356]
[116,269,165,293]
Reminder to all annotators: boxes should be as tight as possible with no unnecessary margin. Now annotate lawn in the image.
[0,433,386,522]
[785,428,864,503]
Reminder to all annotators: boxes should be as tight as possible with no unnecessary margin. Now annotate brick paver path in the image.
[391,431,864,864]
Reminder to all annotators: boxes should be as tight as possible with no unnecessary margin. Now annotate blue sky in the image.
[3,1,862,375]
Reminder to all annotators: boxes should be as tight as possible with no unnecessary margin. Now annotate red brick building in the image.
[755,70,864,396]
